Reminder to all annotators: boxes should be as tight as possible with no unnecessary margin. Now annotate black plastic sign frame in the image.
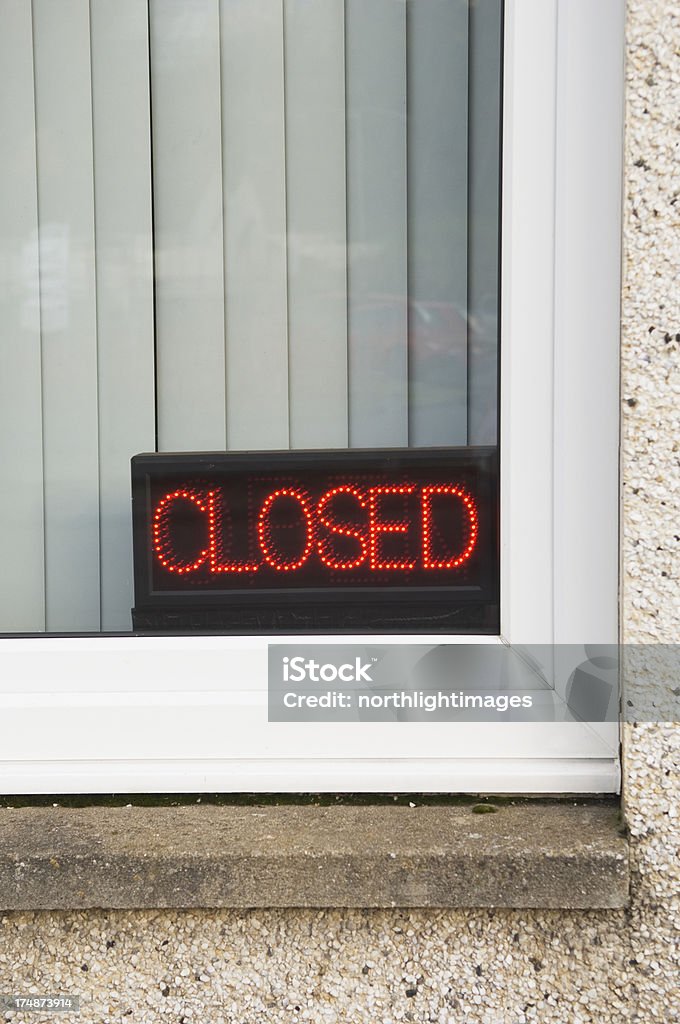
[131,447,499,633]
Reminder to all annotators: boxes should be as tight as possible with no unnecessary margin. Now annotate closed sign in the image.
[131,449,498,633]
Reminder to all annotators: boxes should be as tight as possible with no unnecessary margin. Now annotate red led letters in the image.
[421,485,478,569]
[257,488,315,572]
[151,480,479,578]
[368,485,417,571]
[317,486,368,570]
[207,490,259,574]
[153,489,210,574]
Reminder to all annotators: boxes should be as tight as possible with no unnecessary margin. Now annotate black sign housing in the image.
[131,447,498,633]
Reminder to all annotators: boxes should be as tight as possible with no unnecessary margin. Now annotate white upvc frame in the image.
[0,0,624,794]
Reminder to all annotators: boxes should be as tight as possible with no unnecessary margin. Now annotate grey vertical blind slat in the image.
[221,0,289,451]
[0,0,45,631]
[468,0,501,446]
[32,0,101,631]
[346,0,408,448]
[407,0,469,447]
[284,0,349,449]
[150,0,227,451]
[91,0,156,630]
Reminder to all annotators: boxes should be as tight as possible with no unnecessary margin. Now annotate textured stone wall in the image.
[619,0,680,1020]
[1,2,678,1021]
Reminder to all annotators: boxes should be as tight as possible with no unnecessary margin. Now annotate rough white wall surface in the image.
[620,0,680,1019]
[1,1,679,1021]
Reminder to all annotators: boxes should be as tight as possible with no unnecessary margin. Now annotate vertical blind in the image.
[0,0,500,633]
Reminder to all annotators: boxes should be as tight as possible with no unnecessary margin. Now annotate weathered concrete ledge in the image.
[0,803,628,910]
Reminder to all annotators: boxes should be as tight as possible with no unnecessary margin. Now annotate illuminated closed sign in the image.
[131,449,498,632]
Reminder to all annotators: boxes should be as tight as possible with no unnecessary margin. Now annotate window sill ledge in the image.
[0,803,628,911]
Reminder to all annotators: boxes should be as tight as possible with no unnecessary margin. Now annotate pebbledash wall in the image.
[1,2,678,1022]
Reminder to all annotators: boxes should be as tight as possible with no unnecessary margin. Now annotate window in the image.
[2,0,501,635]
[0,0,622,794]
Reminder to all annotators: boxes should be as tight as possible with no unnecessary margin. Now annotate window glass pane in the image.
[0,0,501,634]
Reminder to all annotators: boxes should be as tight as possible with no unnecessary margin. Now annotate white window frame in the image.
[0,0,624,795]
